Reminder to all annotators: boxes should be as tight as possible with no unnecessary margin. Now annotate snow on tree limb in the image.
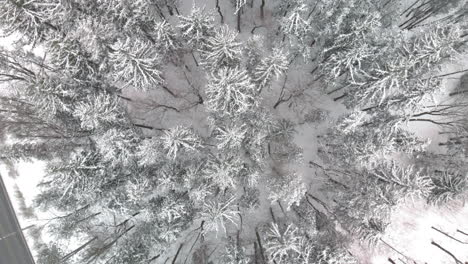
[205,67,256,115]
[110,38,165,91]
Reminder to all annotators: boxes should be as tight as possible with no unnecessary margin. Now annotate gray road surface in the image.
[0,173,35,264]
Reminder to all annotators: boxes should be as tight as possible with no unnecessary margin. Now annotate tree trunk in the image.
[432,226,468,244]
[255,228,266,263]
[61,237,97,262]
[161,84,177,97]
[431,241,463,264]
[116,94,132,101]
[85,225,135,263]
[254,243,259,264]
[277,200,286,215]
[216,0,224,24]
[166,5,174,16]
[457,229,468,237]
[171,243,184,264]
[449,89,468,97]
[133,123,165,131]
[269,207,276,223]
[260,0,265,20]
[237,7,242,32]
[400,0,422,16]
[154,4,167,20]
[380,239,416,263]
[190,51,199,67]
[333,93,347,101]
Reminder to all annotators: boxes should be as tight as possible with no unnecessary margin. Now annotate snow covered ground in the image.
[0,161,46,259]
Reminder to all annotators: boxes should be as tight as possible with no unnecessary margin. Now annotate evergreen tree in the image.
[200,26,243,69]
[37,150,106,210]
[160,126,203,159]
[93,127,140,167]
[200,195,239,234]
[178,7,215,48]
[264,222,314,263]
[222,237,251,264]
[253,48,289,90]
[203,153,247,189]
[205,67,256,115]
[110,38,165,91]
[73,93,126,131]
[152,20,181,58]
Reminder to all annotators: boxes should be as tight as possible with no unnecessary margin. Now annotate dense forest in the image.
[1,0,468,263]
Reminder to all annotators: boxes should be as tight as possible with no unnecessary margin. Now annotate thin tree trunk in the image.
[310,66,319,75]
[260,0,265,20]
[216,0,224,24]
[154,4,167,20]
[254,243,259,264]
[166,5,174,16]
[406,8,438,30]
[449,89,468,97]
[432,226,468,244]
[61,237,97,262]
[250,25,263,34]
[409,118,451,125]
[269,207,276,223]
[190,51,199,67]
[305,196,320,212]
[117,94,132,101]
[277,201,286,215]
[183,221,204,264]
[431,241,463,264]
[380,238,417,264]
[457,229,468,236]
[148,255,161,262]
[171,243,184,264]
[255,228,266,263]
[435,69,468,79]
[85,225,135,263]
[74,212,102,225]
[237,7,242,32]
[333,93,347,101]
[307,194,333,214]
[161,84,177,97]
[133,123,165,131]
[400,0,422,16]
